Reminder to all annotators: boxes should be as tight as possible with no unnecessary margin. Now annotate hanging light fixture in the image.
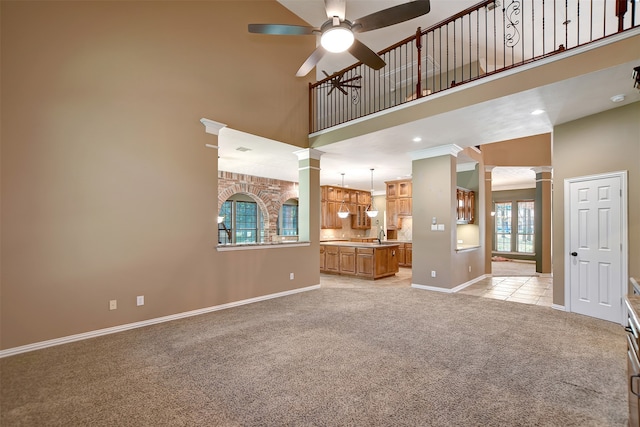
[337,173,350,219]
[366,168,378,218]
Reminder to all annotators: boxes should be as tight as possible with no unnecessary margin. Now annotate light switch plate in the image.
[437,224,445,231]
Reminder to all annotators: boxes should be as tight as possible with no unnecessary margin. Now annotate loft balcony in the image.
[308,0,639,134]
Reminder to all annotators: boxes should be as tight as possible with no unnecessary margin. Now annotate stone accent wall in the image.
[218,171,298,241]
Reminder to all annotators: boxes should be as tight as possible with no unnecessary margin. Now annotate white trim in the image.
[200,118,227,135]
[456,162,478,172]
[293,148,324,161]
[409,144,463,160]
[563,170,628,324]
[453,274,490,292]
[298,166,321,172]
[411,284,453,293]
[0,284,321,358]
[216,242,310,251]
[205,144,219,149]
[551,304,565,311]
[531,166,553,174]
[411,275,488,293]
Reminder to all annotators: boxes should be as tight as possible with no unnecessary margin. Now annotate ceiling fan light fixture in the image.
[321,24,354,53]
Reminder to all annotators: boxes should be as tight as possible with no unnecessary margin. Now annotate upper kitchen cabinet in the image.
[386,179,412,230]
[456,188,475,224]
[321,185,371,230]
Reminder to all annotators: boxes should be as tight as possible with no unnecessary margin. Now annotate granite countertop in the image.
[320,241,400,249]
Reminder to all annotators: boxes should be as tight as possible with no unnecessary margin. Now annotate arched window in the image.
[218,194,265,244]
[277,198,299,237]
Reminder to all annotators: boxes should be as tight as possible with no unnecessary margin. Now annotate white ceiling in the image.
[219,1,640,193]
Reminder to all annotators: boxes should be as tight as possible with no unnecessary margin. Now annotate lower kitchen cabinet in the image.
[339,247,356,274]
[356,248,374,277]
[320,243,399,279]
[324,246,340,272]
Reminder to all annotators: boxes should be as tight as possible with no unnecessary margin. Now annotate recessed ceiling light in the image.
[413,137,422,142]
[610,94,625,103]
[531,109,545,115]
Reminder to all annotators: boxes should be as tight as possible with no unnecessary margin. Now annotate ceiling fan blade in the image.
[352,0,431,33]
[324,0,346,20]
[248,24,317,36]
[296,46,327,77]
[348,39,386,70]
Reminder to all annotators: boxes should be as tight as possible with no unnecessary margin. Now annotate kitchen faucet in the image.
[377,227,385,244]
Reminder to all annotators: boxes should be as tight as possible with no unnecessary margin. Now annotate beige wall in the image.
[552,102,640,306]
[1,1,318,349]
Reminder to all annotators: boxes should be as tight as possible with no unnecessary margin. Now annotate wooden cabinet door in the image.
[388,247,399,273]
[397,198,412,216]
[386,182,397,199]
[339,247,356,274]
[397,245,406,266]
[405,244,412,267]
[386,200,398,230]
[467,191,475,224]
[320,246,326,271]
[398,181,412,198]
[456,189,464,221]
[325,247,340,272]
[322,201,342,229]
[356,248,374,277]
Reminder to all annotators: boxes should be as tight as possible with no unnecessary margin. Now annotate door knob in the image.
[571,251,578,256]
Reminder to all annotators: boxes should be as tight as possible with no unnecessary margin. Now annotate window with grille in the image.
[494,200,535,254]
[494,202,512,252]
[517,201,535,253]
[279,203,298,236]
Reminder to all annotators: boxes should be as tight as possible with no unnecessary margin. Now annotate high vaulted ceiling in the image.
[218,1,640,193]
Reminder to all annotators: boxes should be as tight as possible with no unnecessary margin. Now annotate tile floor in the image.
[456,275,554,307]
[320,263,553,308]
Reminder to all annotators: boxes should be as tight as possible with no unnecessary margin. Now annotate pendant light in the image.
[366,168,378,218]
[337,173,350,218]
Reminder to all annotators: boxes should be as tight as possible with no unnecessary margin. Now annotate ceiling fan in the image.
[248,0,431,77]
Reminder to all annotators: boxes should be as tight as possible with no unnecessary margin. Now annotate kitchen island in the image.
[320,242,400,280]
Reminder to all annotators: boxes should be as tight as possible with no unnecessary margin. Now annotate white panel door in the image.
[568,175,622,323]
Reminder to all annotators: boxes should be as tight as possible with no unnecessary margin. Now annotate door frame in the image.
[563,170,628,324]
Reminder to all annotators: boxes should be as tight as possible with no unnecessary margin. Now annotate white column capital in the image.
[200,118,227,136]
[409,144,463,160]
[293,148,324,161]
[531,166,553,174]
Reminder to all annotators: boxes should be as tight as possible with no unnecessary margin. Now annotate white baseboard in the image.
[0,284,321,359]
[411,275,489,294]
[551,304,565,311]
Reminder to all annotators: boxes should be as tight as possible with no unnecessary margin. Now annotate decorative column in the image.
[533,166,553,274]
[484,165,495,274]
[294,148,323,242]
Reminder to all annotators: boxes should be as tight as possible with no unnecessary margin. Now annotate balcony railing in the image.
[309,0,639,133]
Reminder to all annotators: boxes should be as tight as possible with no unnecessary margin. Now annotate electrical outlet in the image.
[431,271,436,278]
[468,265,472,272]
[289,272,294,280]
[109,300,117,310]
[136,295,144,306]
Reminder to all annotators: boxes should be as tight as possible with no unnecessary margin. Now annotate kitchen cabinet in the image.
[394,242,413,267]
[321,201,342,229]
[405,243,412,266]
[324,245,340,272]
[386,179,412,230]
[352,204,372,230]
[321,185,371,230]
[320,243,399,279]
[456,188,475,224]
[339,247,356,274]
[320,246,326,271]
[356,247,374,277]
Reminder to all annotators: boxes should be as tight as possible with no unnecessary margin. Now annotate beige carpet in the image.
[1,286,626,426]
